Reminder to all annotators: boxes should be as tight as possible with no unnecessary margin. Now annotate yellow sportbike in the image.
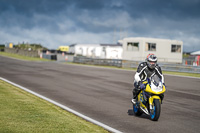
[133,75,166,121]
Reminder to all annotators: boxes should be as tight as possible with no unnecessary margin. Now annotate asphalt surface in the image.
[0,55,200,133]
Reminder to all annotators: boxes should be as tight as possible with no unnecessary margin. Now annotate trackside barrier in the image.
[73,56,200,74]
[42,54,57,60]
[73,56,122,67]
[159,63,200,73]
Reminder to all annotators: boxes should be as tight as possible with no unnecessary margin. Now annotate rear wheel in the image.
[150,99,161,121]
[133,104,143,116]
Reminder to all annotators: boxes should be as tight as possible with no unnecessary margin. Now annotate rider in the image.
[131,53,165,104]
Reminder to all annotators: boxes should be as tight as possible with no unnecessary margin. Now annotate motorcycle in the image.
[132,74,166,121]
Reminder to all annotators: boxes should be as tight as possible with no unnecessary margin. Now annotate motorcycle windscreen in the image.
[151,74,161,87]
[145,75,166,94]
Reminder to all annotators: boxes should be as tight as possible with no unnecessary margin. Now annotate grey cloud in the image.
[74,0,108,10]
[124,0,200,19]
[0,0,200,51]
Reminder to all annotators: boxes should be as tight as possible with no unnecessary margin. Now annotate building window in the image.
[145,43,156,51]
[127,42,139,51]
[171,44,181,53]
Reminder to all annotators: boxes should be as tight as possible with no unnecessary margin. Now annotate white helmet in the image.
[146,54,157,69]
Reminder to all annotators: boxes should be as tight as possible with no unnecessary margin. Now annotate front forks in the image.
[149,96,161,112]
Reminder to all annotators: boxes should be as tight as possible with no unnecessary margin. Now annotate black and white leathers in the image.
[134,62,164,83]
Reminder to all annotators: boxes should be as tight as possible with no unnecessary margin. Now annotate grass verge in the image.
[0,52,50,61]
[0,80,108,133]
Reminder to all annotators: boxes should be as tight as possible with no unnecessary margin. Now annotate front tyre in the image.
[150,99,161,121]
[133,104,143,116]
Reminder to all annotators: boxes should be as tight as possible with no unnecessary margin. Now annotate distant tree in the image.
[0,44,5,51]
[14,43,48,50]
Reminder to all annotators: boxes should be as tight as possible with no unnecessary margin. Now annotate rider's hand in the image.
[140,83,145,90]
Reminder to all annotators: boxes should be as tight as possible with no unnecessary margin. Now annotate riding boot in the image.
[131,88,137,104]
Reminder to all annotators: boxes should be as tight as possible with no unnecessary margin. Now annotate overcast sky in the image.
[0,0,200,52]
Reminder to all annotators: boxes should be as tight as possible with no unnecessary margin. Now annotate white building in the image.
[68,44,99,57]
[100,44,122,59]
[121,37,183,63]
[69,44,122,59]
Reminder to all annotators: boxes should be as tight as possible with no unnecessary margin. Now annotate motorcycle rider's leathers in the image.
[133,62,164,99]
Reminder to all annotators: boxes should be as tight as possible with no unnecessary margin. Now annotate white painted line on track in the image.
[0,77,122,133]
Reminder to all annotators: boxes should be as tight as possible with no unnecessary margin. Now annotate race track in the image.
[0,55,200,133]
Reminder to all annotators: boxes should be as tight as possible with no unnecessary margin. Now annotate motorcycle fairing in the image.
[138,91,149,115]
[149,95,161,106]
[145,84,166,94]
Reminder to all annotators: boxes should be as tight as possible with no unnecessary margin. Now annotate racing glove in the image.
[140,83,145,90]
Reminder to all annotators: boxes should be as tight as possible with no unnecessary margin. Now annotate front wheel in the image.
[133,104,143,116]
[150,99,161,121]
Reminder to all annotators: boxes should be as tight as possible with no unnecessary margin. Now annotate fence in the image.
[56,54,74,62]
[73,56,122,67]
[3,49,200,74]
[159,63,200,73]
[73,56,200,74]
[42,54,57,60]
[183,56,200,66]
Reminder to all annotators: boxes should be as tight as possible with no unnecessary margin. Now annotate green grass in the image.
[0,52,50,61]
[0,80,108,133]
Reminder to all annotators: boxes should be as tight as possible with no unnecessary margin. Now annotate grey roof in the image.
[100,44,122,46]
[69,43,122,47]
[191,50,200,55]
